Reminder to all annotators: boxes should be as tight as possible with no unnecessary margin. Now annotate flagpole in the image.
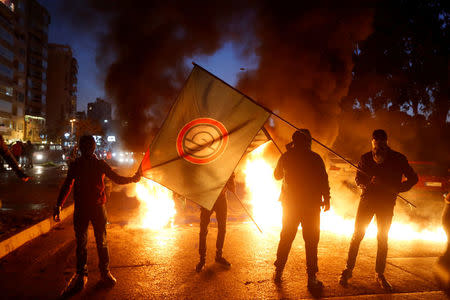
[229,190,263,234]
[192,62,416,209]
[261,127,282,154]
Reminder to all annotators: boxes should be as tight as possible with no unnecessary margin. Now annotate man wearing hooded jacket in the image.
[273,129,330,291]
[339,129,418,291]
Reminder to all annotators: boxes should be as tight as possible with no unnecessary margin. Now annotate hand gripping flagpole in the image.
[229,190,263,234]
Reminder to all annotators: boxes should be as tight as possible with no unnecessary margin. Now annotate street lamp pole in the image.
[70,119,76,135]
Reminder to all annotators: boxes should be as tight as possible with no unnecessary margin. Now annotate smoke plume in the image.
[65,1,373,152]
[237,3,373,152]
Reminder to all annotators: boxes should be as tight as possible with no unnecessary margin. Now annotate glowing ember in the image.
[133,178,176,229]
[243,143,446,243]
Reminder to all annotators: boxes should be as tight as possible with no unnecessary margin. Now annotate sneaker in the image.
[307,274,324,291]
[62,273,88,295]
[339,269,352,287]
[376,273,393,292]
[215,255,231,267]
[196,258,206,272]
[101,271,117,287]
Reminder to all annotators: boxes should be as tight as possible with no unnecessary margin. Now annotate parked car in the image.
[409,161,449,194]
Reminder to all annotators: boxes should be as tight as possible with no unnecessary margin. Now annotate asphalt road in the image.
[0,186,447,299]
[0,164,70,240]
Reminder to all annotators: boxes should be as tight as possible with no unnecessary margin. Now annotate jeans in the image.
[199,194,227,258]
[275,205,321,276]
[345,200,394,274]
[74,204,109,276]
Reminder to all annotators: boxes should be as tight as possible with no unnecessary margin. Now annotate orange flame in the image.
[243,143,446,242]
[132,178,176,229]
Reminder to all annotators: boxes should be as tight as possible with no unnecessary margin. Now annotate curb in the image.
[0,203,74,259]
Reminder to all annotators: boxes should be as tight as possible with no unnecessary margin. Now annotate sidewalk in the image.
[0,191,446,299]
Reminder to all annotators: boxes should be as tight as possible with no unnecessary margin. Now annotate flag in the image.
[141,65,270,210]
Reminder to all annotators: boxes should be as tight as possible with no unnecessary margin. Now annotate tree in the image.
[342,0,449,128]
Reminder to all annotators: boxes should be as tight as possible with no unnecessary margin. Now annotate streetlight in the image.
[69,119,76,135]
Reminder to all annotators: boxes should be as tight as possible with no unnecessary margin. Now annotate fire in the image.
[243,142,446,242]
[132,178,176,229]
[242,142,282,228]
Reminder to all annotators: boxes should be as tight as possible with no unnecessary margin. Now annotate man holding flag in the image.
[196,172,236,272]
[139,64,270,248]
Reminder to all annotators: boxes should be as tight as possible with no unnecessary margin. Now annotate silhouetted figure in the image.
[196,173,236,272]
[339,129,418,292]
[273,129,330,291]
[10,140,23,164]
[54,135,140,295]
[435,193,450,295]
[23,141,34,168]
[0,135,29,181]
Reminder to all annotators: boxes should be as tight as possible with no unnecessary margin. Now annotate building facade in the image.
[0,0,49,143]
[46,44,77,142]
[87,98,112,123]
[22,0,49,142]
[0,0,23,141]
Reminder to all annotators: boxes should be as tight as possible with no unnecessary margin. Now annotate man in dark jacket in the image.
[196,172,236,272]
[339,129,418,291]
[273,129,330,290]
[54,135,140,293]
[0,135,29,181]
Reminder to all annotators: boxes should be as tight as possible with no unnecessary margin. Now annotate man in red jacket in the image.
[54,135,140,294]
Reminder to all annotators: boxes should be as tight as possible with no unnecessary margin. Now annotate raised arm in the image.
[102,161,140,185]
[0,137,29,181]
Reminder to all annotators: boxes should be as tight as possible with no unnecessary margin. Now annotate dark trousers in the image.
[275,205,321,276]
[74,204,110,276]
[199,195,227,258]
[345,200,394,274]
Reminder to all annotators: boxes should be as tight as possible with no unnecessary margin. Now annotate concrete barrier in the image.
[0,204,74,259]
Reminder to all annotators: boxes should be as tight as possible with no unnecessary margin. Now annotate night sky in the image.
[38,0,255,115]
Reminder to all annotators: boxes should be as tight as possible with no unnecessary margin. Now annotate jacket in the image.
[356,148,418,205]
[57,154,136,208]
[274,146,330,209]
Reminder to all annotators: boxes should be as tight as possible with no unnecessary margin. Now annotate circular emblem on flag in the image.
[176,118,229,164]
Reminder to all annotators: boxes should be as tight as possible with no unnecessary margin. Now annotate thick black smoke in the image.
[238,3,373,152]
[65,1,373,151]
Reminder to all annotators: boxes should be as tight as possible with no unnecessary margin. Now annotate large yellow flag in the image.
[141,65,270,210]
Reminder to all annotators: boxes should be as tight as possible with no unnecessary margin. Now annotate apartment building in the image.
[46,44,77,142]
[0,0,49,143]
